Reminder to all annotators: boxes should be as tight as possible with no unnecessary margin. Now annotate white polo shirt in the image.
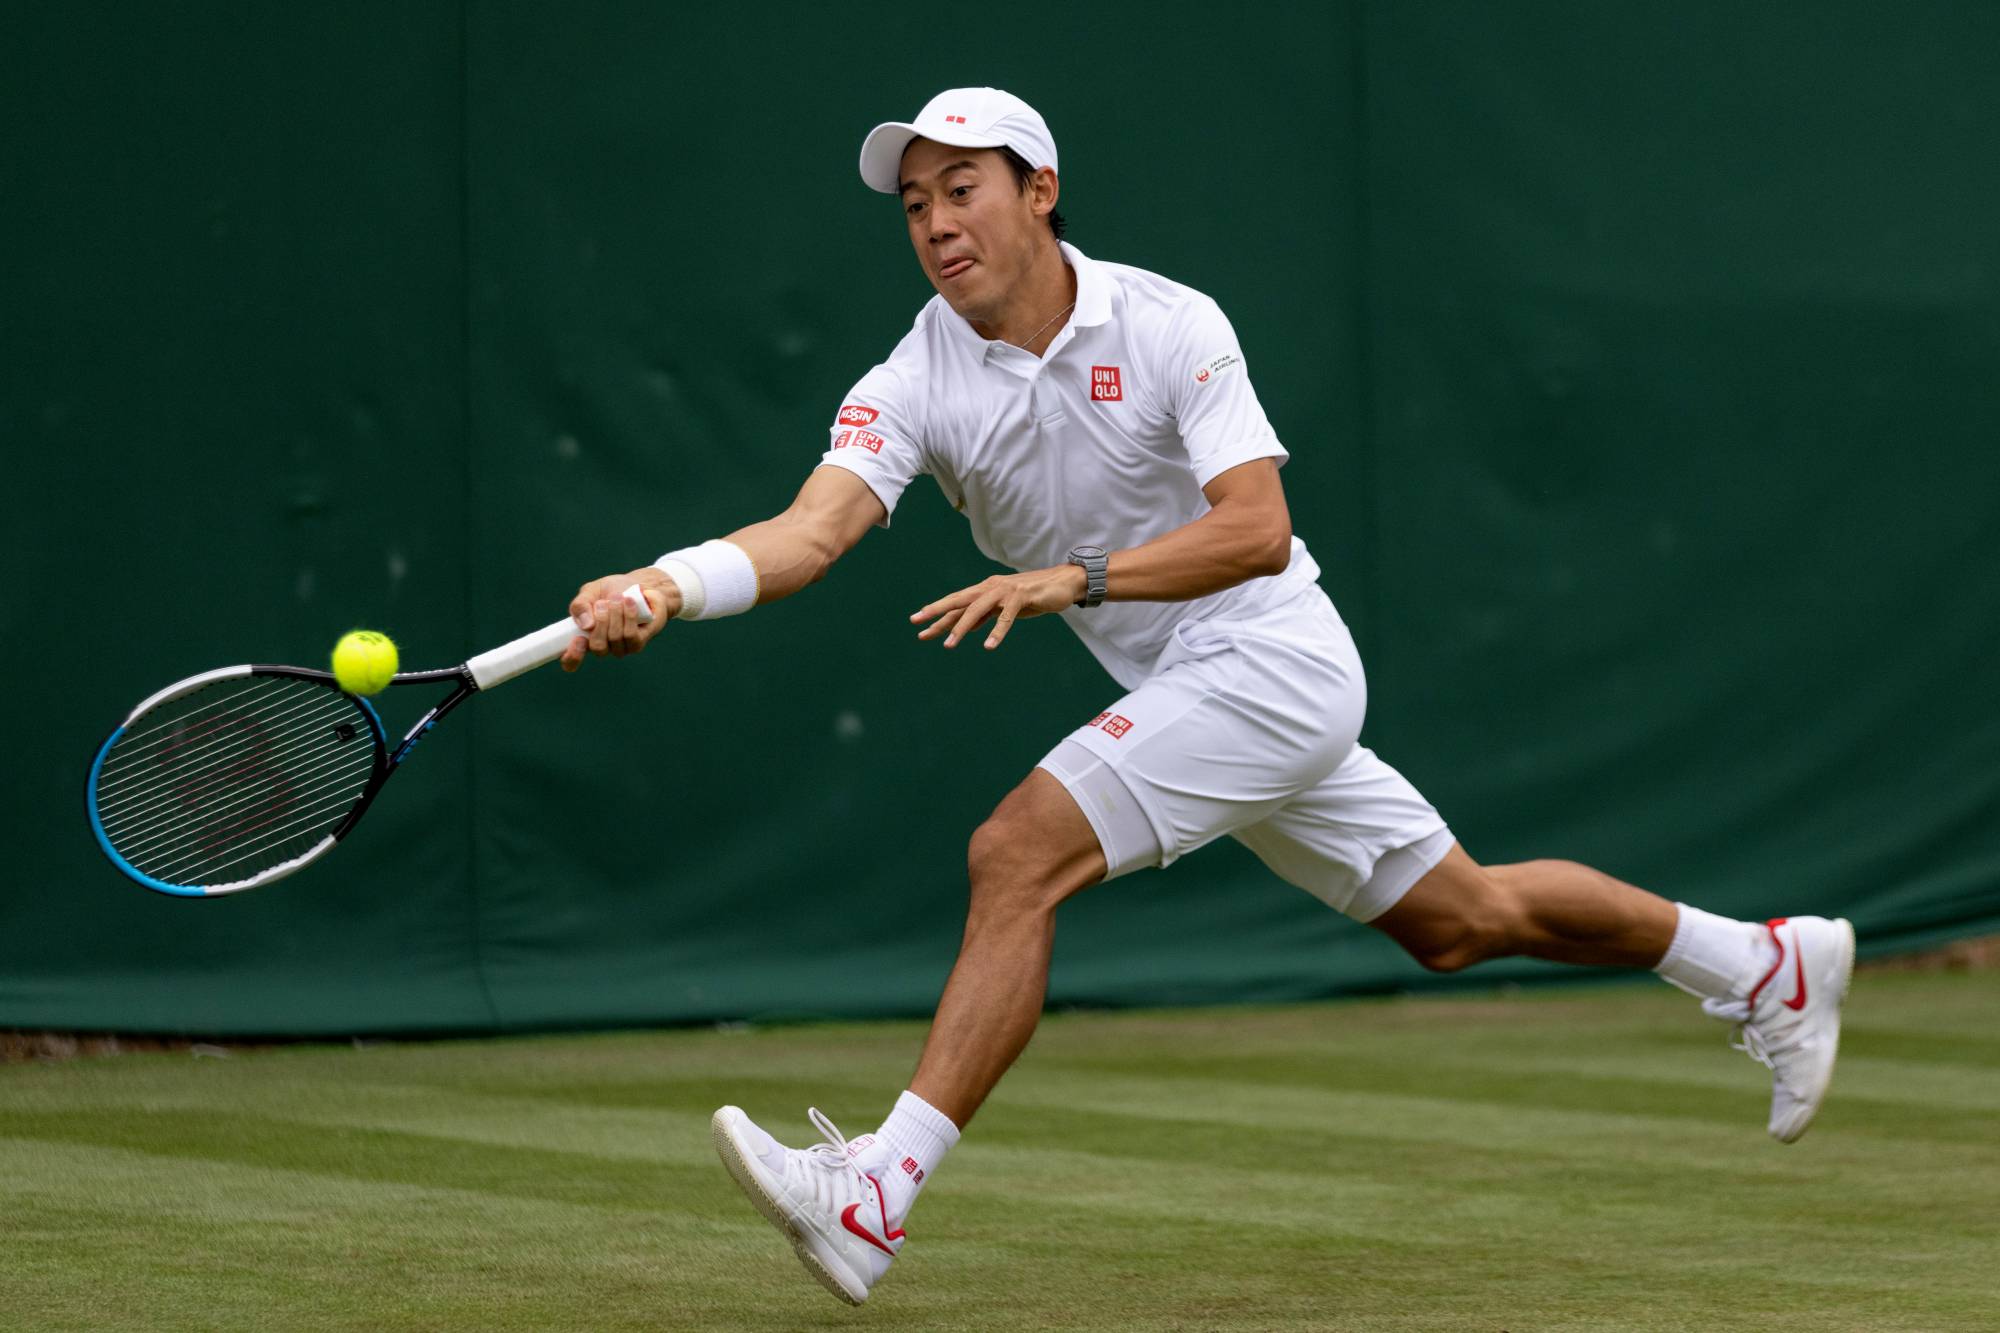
[817,242,1322,690]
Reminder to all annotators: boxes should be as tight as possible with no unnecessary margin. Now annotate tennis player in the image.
[561,88,1855,1305]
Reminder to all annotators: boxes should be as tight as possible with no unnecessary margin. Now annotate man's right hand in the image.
[561,566,681,672]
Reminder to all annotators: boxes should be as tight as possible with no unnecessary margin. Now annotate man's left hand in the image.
[911,564,1088,650]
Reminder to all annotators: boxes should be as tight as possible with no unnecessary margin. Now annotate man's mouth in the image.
[938,256,975,281]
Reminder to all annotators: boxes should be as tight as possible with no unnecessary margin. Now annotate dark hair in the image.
[999,146,1067,241]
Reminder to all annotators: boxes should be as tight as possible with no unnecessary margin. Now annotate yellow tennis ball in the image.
[331,630,399,695]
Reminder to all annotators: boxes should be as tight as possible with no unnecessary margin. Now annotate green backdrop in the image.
[5,2,1996,1035]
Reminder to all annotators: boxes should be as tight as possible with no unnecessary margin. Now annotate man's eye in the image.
[906,201,925,216]
[951,185,971,198]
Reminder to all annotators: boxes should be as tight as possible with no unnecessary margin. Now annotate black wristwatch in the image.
[1068,545,1109,608]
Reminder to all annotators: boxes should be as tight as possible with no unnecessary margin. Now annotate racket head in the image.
[87,666,390,897]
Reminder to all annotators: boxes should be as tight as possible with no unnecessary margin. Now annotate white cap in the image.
[858,87,1058,194]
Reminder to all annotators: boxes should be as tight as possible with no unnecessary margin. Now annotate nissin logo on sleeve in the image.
[837,405,880,427]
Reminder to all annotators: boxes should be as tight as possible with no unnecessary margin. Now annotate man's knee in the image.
[965,773,1105,922]
[966,813,1038,899]
[1375,850,1529,973]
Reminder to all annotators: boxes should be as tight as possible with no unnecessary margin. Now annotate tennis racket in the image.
[86,586,652,897]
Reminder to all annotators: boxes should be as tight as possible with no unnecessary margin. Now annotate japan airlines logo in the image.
[1193,352,1241,385]
[833,429,885,454]
[1091,365,1122,401]
[838,404,879,427]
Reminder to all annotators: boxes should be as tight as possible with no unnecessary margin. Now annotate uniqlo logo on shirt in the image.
[1088,712,1134,739]
[837,404,879,427]
[834,429,885,454]
[1090,365,1122,401]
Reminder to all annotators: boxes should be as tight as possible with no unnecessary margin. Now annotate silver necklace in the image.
[1012,299,1076,350]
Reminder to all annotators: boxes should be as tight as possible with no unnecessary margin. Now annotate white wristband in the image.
[653,539,759,620]
[655,558,706,620]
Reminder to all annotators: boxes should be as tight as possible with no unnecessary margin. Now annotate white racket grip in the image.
[465,584,653,690]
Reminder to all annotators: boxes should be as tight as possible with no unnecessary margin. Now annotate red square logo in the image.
[1101,714,1134,739]
[1088,710,1111,728]
[1090,365,1122,401]
[835,429,884,454]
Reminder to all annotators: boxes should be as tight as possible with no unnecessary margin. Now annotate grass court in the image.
[4,968,1995,1331]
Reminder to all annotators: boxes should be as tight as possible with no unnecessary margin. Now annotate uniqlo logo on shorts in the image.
[837,404,879,427]
[1090,365,1122,401]
[1088,711,1134,739]
[834,429,885,454]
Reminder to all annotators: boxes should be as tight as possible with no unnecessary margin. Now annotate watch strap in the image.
[1068,545,1109,608]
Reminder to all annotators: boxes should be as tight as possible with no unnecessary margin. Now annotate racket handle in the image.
[465,584,654,690]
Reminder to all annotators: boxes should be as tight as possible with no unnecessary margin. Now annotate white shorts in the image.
[1036,586,1451,922]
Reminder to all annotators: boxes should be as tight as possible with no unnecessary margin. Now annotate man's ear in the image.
[1031,167,1060,217]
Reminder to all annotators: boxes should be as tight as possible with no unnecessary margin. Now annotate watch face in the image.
[1071,545,1107,560]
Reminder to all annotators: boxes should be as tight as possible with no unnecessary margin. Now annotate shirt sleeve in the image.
[1161,296,1288,487]
[815,359,926,527]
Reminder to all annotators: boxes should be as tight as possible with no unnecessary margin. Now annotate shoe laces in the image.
[804,1106,853,1167]
[1701,996,1774,1071]
[795,1107,869,1215]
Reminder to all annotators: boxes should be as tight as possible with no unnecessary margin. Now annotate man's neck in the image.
[969,244,1078,357]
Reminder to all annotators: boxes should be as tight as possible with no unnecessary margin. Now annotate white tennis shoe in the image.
[711,1104,904,1305]
[1701,915,1857,1143]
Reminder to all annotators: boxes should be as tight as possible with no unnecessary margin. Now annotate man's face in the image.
[898,138,1053,323]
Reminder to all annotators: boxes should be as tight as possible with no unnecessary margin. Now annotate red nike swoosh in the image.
[839,1175,905,1256]
[1783,941,1808,1011]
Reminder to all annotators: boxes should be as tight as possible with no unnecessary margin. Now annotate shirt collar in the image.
[939,241,1115,364]
[1062,242,1113,329]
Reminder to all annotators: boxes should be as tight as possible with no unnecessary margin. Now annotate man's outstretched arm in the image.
[560,465,887,671]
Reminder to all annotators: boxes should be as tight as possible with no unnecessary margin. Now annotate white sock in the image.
[872,1090,959,1222]
[1655,902,1777,1001]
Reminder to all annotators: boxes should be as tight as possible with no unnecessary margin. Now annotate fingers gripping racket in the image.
[86,587,652,898]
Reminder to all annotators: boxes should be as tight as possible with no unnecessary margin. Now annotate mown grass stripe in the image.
[1,972,1994,1331]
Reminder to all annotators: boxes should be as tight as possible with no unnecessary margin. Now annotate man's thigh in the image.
[1230,746,1453,922]
[1035,596,1369,880]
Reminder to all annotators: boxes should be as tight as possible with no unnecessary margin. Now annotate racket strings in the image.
[95,676,378,887]
[96,687,369,836]
[99,675,323,769]
[117,748,378,873]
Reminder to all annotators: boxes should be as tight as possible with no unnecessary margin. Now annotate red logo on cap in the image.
[837,405,879,427]
[945,114,967,124]
[1091,366,1123,402]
